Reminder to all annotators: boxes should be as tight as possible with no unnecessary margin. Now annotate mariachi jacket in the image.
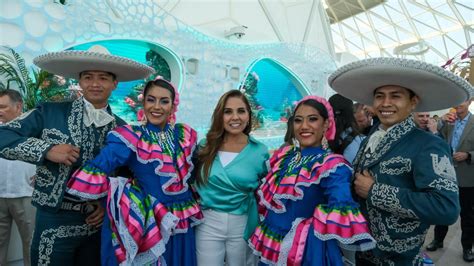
[352,116,460,266]
[0,98,125,211]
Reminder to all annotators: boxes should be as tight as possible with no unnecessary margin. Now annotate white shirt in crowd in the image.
[0,158,36,198]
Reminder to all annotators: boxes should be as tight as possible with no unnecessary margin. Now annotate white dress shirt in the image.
[0,158,36,198]
[83,98,115,127]
[364,125,396,154]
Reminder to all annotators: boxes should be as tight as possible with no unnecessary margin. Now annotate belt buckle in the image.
[71,203,82,212]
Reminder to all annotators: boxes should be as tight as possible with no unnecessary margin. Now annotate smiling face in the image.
[79,71,118,108]
[373,85,419,130]
[293,104,328,149]
[143,85,173,129]
[222,96,250,137]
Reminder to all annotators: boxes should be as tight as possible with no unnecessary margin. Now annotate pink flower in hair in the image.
[137,109,145,122]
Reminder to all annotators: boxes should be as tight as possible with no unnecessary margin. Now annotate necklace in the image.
[146,125,176,156]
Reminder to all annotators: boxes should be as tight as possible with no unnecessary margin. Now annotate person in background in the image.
[353,103,372,135]
[328,93,358,155]
[413,112,429,129]
[0,89,36,266]
[195,89,269,266]
[329,57,470,265]
[413,112,439,135]
[249,95,375,265]
[425,99,474,262]
[66,77,203,265]
[0,45,154,265]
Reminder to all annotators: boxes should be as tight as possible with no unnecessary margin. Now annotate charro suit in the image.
[434,113,474,250]
[0,97,125,265]
[352,116,460,265]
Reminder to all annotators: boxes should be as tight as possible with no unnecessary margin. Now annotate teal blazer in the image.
[196,136,269,239]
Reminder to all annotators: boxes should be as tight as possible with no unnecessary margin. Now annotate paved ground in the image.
[423,218,473,266]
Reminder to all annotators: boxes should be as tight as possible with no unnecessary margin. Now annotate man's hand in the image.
[85,201,104,228]
[45,144,80,166]
[427,118,438,134]
[29,175,36,187]
[441,112,456,124]
[453,152,469,162]
[354,169,375,199]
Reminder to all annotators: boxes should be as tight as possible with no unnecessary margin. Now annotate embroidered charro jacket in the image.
[0,98,125,211]
[352,116,460,266]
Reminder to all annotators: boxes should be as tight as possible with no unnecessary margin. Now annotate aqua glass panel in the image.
[241,58,309,150]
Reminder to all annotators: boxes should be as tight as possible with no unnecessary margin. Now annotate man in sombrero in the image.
[0,45,154,265]
[328,57,473,265]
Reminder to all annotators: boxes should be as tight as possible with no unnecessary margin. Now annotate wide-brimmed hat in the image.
[33,45,155,82]
[328,57,473,111]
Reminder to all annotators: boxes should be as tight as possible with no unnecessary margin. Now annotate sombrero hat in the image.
[33,45,155,82]
[328,57,473,111]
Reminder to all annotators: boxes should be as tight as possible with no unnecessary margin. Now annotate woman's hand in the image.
[85,201,105,228]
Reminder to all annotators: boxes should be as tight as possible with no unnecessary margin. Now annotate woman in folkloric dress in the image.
[66,77,203,265]
[249,95,375,266]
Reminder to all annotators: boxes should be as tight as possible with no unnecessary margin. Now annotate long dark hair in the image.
[197,90,252,185]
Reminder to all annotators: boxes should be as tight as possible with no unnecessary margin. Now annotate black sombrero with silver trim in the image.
[33,45,155,82]
[328,57,473,111]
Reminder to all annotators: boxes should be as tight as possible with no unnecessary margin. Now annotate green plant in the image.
[0,46,80,110]
[0,46,38,110]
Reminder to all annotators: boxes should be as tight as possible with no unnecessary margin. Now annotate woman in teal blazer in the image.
[195,90,269,266]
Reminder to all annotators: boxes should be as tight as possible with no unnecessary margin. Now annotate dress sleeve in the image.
[0,106,53,164]
[66,127,134,199]
[279,157,376,265]
[312,161,375,250]
[367,139,460,225]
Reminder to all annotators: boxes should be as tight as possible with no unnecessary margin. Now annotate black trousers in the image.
[433,186,474,250]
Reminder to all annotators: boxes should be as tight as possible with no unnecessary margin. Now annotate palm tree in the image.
[0,46,38,110]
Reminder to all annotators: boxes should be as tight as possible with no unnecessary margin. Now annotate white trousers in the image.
[196,209,257,266]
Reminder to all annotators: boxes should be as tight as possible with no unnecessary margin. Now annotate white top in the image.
[83,98,114,127]
[218,151,239,167]
[0,158,36,198]
[364,125,396,154]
